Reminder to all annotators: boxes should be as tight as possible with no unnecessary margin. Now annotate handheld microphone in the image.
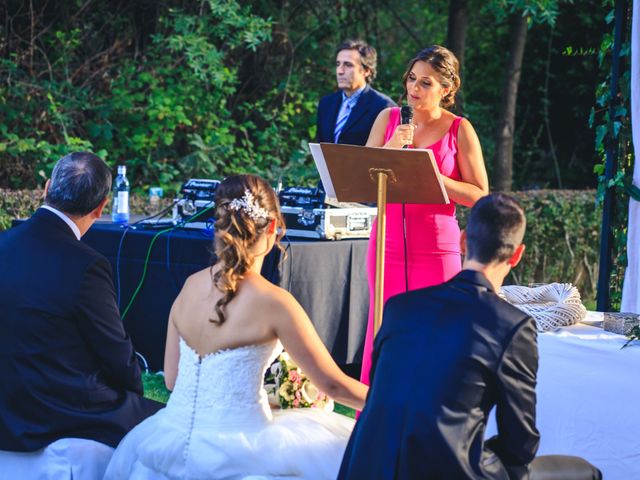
[400,105,413,148]
[400,105,413,125]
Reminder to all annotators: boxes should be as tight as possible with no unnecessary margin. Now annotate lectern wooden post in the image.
[310,143,449,336]
[373,170,389,334]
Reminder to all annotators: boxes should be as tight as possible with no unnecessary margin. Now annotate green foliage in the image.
[0,188,173,230]
[458,190,601,306]
[0,0,273,191]
[484,0,565,26]
[0,189,44,231]
[0,0,611,194]
[590,1,633,311]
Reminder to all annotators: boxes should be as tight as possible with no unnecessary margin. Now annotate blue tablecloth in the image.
[81,221,369,371]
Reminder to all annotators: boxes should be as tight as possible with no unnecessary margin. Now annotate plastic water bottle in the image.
[111,165,130,224]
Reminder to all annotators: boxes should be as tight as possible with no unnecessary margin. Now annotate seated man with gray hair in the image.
[0,152,161,474]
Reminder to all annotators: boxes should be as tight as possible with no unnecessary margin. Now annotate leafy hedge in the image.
[1,189,603,306]
[458,190,602,307]
[0,188,172,231]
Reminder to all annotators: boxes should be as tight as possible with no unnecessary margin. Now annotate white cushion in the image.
[0,438,114,480]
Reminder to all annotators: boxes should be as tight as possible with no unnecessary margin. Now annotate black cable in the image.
[133,203,176,228]
[115,225,132,308]
[165,229,183,294]
[121,204,214,320]
[403,203,409,292]
[114,201,211,371]
[281,234,294,292]
[113,203,178,372]
[114,203,176,307]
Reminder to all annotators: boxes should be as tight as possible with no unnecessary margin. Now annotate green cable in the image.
[121,206,214,320]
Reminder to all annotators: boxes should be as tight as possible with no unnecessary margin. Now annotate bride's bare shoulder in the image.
[170,267,215,312]
[180,267,214,294]
[242,275,302,316]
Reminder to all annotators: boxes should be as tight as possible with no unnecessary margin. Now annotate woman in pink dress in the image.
[360,45,489,386]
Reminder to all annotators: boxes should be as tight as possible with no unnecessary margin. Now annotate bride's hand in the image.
[271,288,369,411]
[384,124,414,148]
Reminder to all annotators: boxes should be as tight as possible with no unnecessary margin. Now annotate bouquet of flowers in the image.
[265,352,334,411]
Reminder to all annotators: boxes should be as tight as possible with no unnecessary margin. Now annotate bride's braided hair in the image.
[211,174,285,324]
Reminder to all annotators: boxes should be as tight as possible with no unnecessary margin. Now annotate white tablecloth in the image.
[487,317,640,479]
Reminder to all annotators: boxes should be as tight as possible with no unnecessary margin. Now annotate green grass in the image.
[334,403,356,418]
[142,372,356,418]
[142,372,171,403]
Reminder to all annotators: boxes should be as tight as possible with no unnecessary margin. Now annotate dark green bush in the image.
[0,0,276,190]
[0,188,173,230]
[458,190,601,307]
[0,190,44,231]
[1,1,608,192]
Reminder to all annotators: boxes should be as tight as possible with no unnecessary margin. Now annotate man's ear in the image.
[460,230,467,256]
[508,244,525,268]
[43,179,51,200]
[92,196,109,219]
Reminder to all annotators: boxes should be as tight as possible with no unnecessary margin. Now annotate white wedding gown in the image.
[104,338,354,479]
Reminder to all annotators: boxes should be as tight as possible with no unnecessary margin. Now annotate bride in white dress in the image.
[104,174,367,479]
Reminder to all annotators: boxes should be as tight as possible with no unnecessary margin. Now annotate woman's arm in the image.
[163,305,180,391]
[367,107,415,149]
[441,118,489,207]
[269,289,368,410]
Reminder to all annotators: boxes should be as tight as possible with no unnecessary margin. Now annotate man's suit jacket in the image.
[0,208,162,451]
[316,84,395,145]
[339,270,540,480]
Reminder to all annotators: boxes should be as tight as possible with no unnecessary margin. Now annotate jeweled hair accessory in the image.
[228,189,269,221]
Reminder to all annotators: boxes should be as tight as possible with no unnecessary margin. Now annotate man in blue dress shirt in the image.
[316,39,394,146]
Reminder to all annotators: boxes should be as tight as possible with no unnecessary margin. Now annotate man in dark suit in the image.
[0,152,162,452]
[338,194,601,479]
[316,39,395,146]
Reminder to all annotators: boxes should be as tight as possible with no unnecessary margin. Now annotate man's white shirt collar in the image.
[342,85,366,103]
[41,205,81,240]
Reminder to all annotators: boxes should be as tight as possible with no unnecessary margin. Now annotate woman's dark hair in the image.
[211,174,285,324]
[400,45,461,108]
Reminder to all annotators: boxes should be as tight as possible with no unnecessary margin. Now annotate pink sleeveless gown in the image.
[360,107,463,385]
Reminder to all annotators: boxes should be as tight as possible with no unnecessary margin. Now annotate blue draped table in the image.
[80,220,370,371]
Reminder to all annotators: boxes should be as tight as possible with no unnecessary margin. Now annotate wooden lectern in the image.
[310,143,449,336]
